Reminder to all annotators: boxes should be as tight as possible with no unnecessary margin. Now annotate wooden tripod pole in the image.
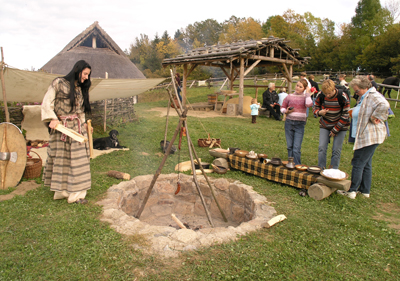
[135,108,189,219]
[186,125,228,222]
[170,69,183,110]
[0,47,10,123]
[163,99,171,152]
[183,120,214,227]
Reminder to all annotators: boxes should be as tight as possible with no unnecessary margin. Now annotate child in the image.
[250,98,260,124]
[280,79,313,164]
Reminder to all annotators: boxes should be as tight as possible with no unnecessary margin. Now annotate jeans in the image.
[348,144,379,194]
[264,103,281,120]
[284,119,306,165]
[318,128,347,169]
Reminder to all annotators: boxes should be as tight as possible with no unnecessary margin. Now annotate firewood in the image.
[171,213,187,229]
[263,214,287,228]
[107,170,130,180]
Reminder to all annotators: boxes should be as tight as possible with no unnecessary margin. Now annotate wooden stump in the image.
[308,183,337,200]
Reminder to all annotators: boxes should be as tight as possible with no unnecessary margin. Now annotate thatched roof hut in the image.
[41,21,145,79]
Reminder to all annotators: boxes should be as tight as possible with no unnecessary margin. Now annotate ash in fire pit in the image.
[97,174,278,257]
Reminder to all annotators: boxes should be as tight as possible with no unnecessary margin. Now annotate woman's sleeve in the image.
[305,92,313,108]
[41,82,58,122]
[281,96,288,114]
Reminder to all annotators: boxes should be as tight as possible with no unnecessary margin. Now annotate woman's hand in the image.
[49,119,59,129]
[319,109,329,116]
[287,107,294,114]
[371,116,381,124]
[84,123,93,134]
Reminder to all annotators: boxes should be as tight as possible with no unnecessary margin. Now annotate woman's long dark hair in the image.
[62,60,92,114]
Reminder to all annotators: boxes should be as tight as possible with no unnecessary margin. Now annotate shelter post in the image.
[238,57,244,115]
[183,64,187,107]
[0,47,10,123]
[289,65,293,93]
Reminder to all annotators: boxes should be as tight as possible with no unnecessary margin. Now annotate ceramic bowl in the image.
[212,165,228,174]
[307,166,322,174]
[270,157,282,166]
[234,150,248,157]
[258,153,268,159]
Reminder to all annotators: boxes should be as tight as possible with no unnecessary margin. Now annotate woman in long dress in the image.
[41,60,92,204]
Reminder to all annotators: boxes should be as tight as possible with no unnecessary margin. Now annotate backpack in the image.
[335,85,351,101]
[316,89,348,111]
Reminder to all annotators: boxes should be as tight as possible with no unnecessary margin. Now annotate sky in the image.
[0,0,391,70]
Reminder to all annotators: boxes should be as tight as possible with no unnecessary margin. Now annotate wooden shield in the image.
[0,123,27,189]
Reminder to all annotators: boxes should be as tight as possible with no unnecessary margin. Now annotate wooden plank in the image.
[238,57,244,115]
[55,124,88,143]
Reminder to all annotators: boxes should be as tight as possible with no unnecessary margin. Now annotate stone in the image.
[214,178,229,191]
[179,182,196,194]
[170,229,198,244]
[183,245,197,251]
[150,204,173,216]
[210,194,231,220]
[173,202,194,216]
[194,198,211,216]
[155,182,175,193]
[199,184,212,197]
[231,204,245,223]
[229,184,246,204]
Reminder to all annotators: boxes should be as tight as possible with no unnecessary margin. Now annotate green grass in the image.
[1,83,399,280]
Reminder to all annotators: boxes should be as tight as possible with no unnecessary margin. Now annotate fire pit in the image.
[97,173,278,257]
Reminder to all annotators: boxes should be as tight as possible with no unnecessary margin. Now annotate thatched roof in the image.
[41,21,145,79]
[162,37,309,67]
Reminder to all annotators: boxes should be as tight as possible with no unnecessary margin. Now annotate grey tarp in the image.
[1,67,165,102]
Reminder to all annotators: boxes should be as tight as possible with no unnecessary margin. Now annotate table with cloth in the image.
[228,155,319,190]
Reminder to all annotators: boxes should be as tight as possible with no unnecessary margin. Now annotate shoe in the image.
[357,191,370,198]
[388,114,395,119]
[337,190,356,199]
[74,198,88,204]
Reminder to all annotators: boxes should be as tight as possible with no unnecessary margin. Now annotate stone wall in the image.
[0,96,137,128]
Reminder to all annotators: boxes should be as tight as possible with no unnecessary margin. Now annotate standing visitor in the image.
[250,98,261,124]
[41,60,93,204]
[278,88,288,106]
[337,76,389,199]
[281,79,313,164]
[314,79,350,169]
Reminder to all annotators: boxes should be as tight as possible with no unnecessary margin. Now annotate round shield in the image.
[0,122,27,189]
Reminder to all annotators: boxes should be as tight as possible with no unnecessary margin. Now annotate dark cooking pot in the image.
[229,147,240,154]
[195,162,210,169]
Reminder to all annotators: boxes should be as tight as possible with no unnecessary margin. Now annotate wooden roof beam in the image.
[246,54,296,65]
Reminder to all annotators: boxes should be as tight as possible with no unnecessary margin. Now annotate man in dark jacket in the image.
[262,83,281,120]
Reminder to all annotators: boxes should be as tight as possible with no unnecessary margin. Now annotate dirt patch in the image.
[373,203,400,233]
[149,107,247,119]
[0,181,41,201]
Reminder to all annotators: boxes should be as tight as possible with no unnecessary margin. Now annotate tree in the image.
[358,23,400,75]
[184,19,222,46]
[219,17,264,43]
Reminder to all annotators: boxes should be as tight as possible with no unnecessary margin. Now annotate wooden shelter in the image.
[41,21,145,79]
[162,37,309,115]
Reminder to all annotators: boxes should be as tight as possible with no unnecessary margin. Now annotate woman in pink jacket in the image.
[281,79,313,164]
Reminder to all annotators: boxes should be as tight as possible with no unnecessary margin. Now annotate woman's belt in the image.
[58,115,81,142]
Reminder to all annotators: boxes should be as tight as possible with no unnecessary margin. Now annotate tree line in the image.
[128,0,400,79]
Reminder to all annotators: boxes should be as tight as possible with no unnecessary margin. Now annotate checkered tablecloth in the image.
[228,155,319,189]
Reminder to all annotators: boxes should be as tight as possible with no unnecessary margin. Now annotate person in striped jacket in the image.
[313,79,350,169]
